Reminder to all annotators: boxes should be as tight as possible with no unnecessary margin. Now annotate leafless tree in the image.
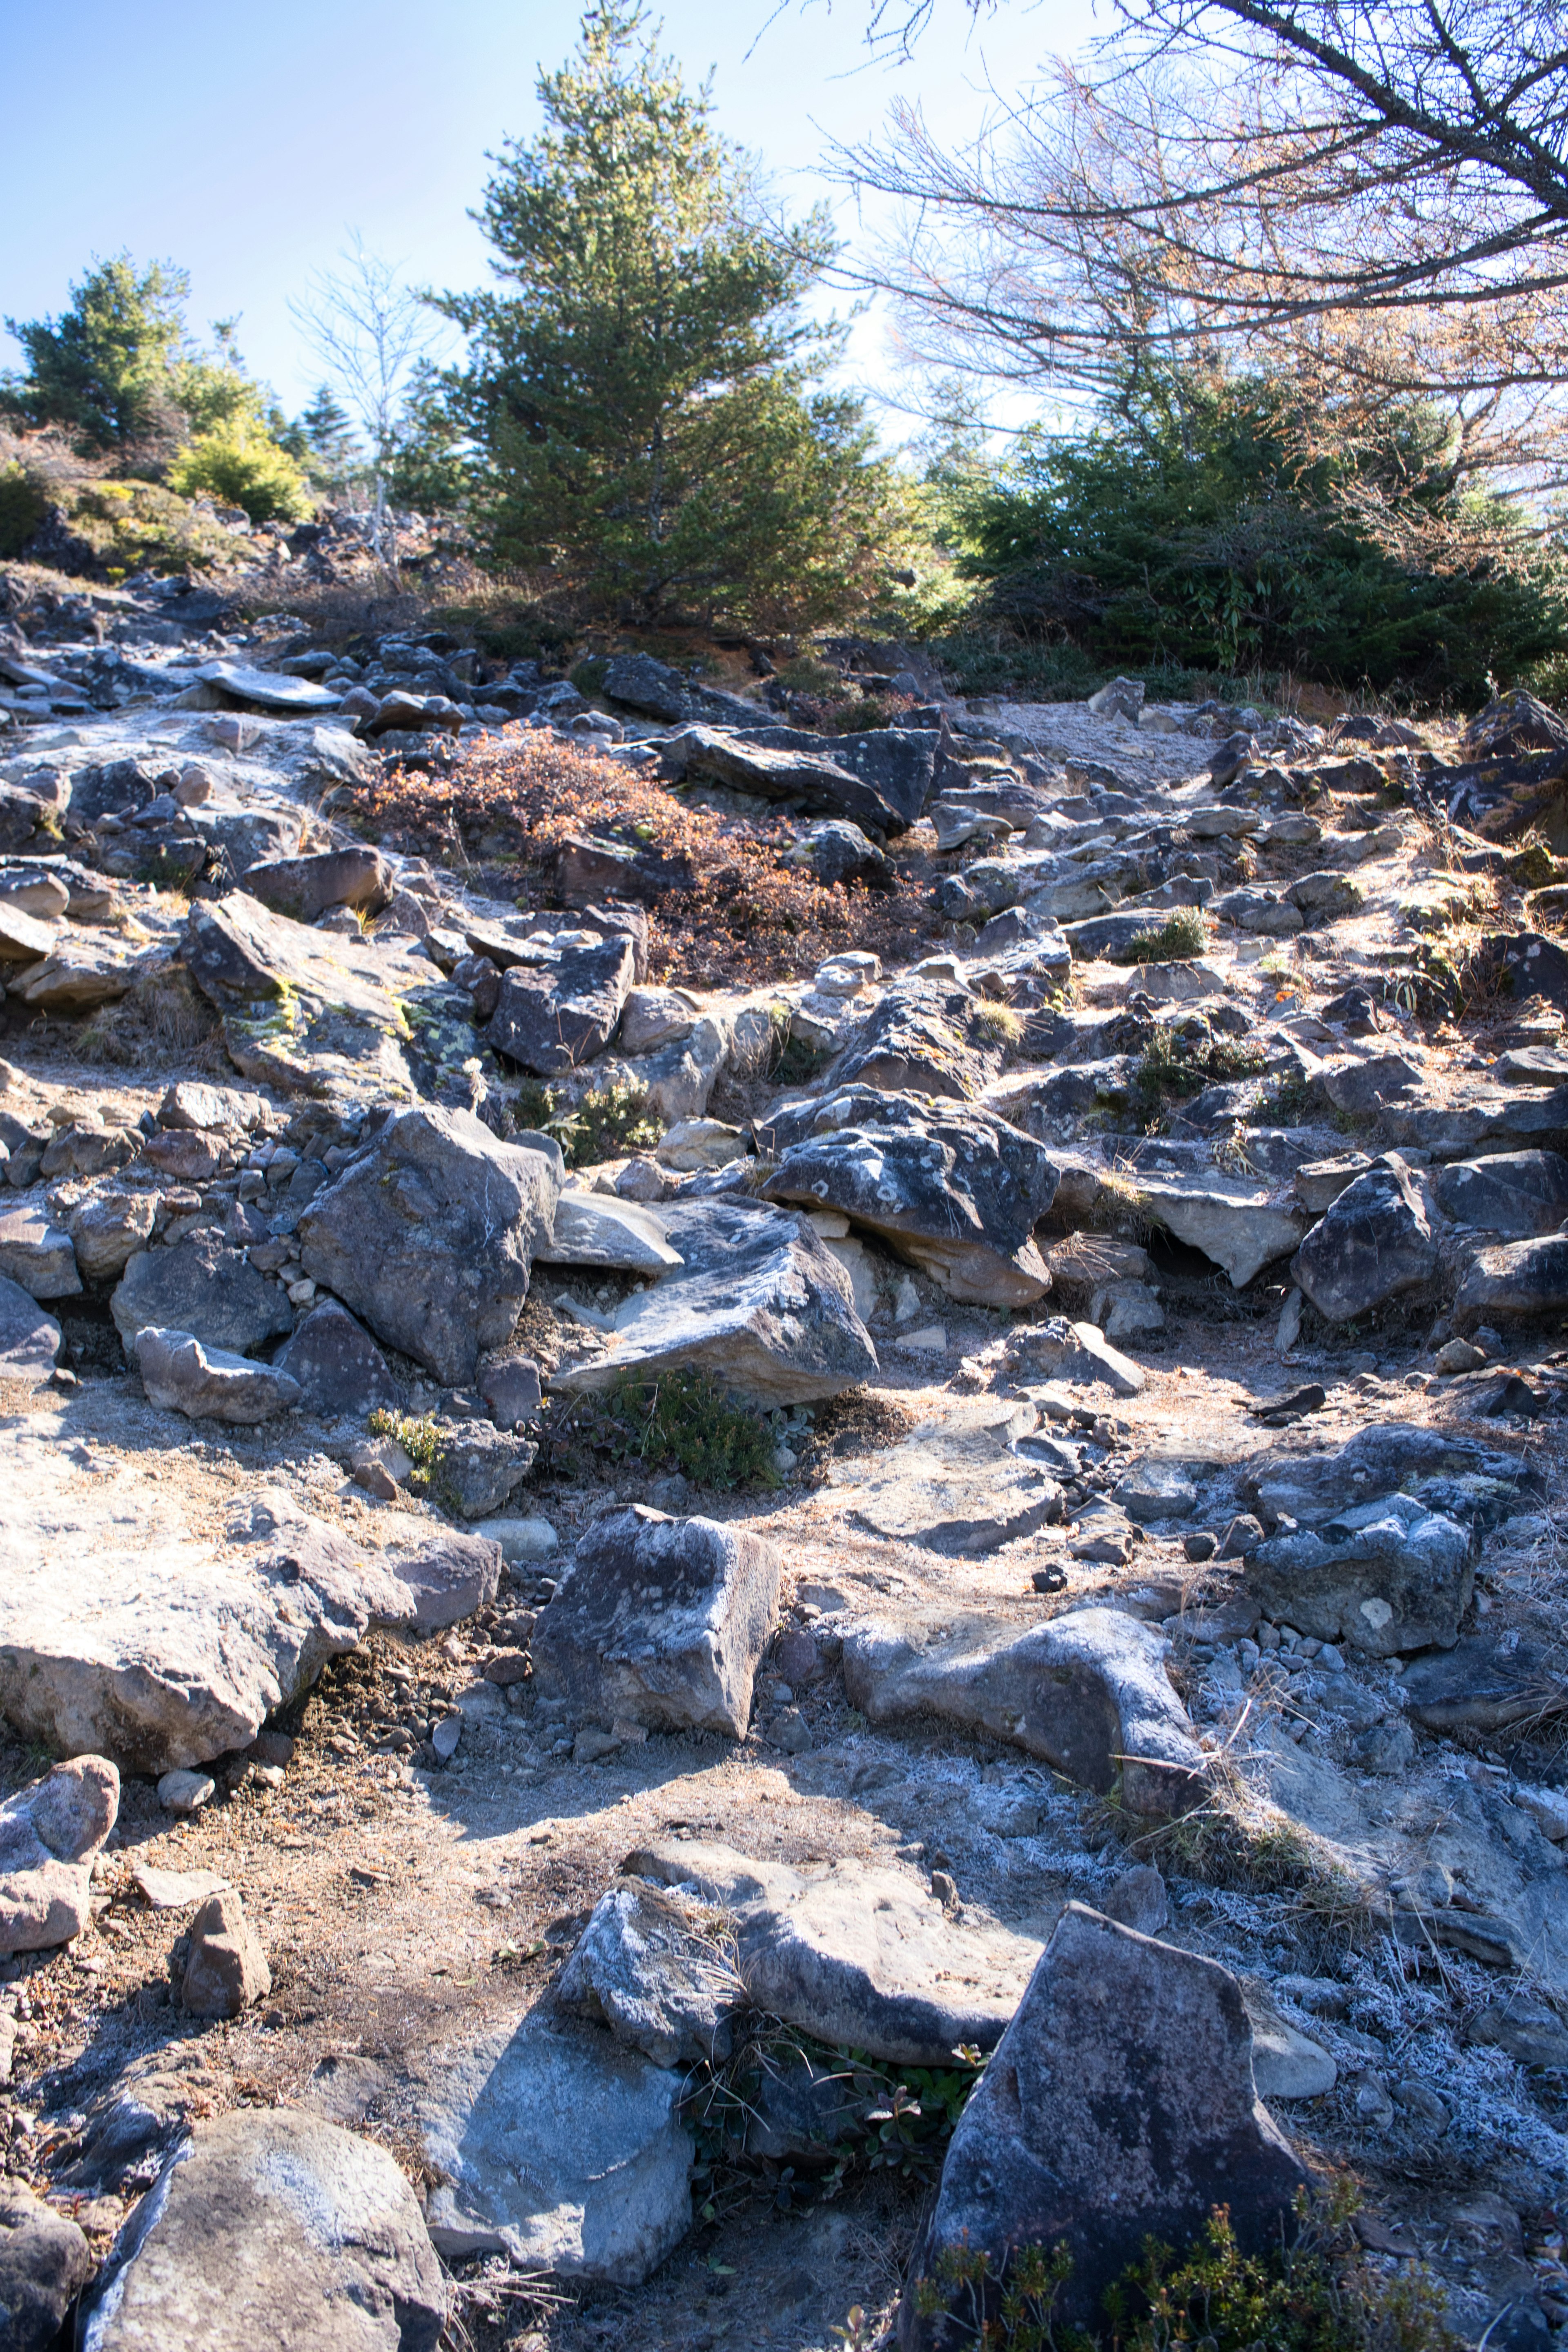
[290,236,450,561]
[830,1,1568,520]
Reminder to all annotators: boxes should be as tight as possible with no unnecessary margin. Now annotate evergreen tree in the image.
[2,256,188,449]
[438,2,907,628]
[297,384,363,490]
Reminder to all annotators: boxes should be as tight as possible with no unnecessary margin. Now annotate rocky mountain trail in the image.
[4,589,1568,2346]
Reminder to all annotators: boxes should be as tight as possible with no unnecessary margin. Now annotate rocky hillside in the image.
[2,570,1568,2352]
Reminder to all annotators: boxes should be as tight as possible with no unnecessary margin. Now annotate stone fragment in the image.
[194,659,345,712]
[241,846,393,924]
[478,1356,541,1427]
[157,1771,215,1814]
[181,1888,271,2018]
[298,1107,560,1384]
[902,1905,1307,2339]
[1294,1154,1374,1214]
[136,1327,301,1423]
[654,1116,744,1169]
[668,724,911,832]
[80,2109,446,2352]
[1292,1163,1438,1321]
[1400,1632,1568,1732]
[763,1089,1056,1307]
[272,1298,401,1416]
[1454,1232,1568,1329]
[0,1198,80,1298]
[471,1515,557,1563]
[558,1880,741,2067]
[1243,1990,1338,2100]
[1131,1173,1307,1288]
[554,1197,878,1408]
[604,651,688,720]
[830,978,1007,1100]
[435,1422,538,1519]
[782,817,890,887]
[1435,1150,1568,1237]
[0,1273,60,1382]
[157,1080,267,1132]
[179,891,421,1101]
[132,1864,232,1910]
[1114,1459,1198,1522]
[537,1190,682,1271]
[842,1606,1206,1820]
[1245,1495,1471,1656]
[415,2012,692,2283]
[532,1505,780,1737]
[111,1234,293,1355]
[1008,1316,1145,1396]
[483,933,637,1075]
[0,1755,119,1956]
[1247,1421,1537,1529]
[14,937,139,1011]
[69,1188,157,1282]
[0,2182,94,2352]
[1323,1051,1424,1114]
[631,1840,1040,2061]
[1098,1863,1168,1935]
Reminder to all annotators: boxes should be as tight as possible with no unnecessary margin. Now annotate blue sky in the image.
[2,0,1100,444]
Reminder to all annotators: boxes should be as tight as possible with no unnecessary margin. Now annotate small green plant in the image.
[1133,1020,1267,1123]
[1112,909,1209,966]
[366,1409,445,1489]
[510,1077,663,1167]
[544,1367,780,1490]
[973,1002,1026,1047]
[0,463,47,557]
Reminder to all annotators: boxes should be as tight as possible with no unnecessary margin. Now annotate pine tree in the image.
[438,1,907,628]
[298,385,363,492]
[2,256,188,449]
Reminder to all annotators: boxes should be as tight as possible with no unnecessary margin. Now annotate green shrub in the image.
[544,1366,779,1490]
[1133,1019,1267,1121]
[0,465,47,557]
[1114,909,1209,965]
[167,419,311,523]
[511,1078,662,1167]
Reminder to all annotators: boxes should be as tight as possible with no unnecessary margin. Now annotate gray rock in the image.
[471,1514,557,1563]
[181,1887,271,2018]
[0,1754,119,1955]
[1350,1720,1416,1774]
[1400,1633,1568,1733]
[532,1505,780,1738]
[0,1479,498,1772]
[844,1395,1065,1555]
[0,1198,80,1299]
[136,1327,301,1423]
[478,1356,541,1427]
[194,659,345,712]
[1246,1421,1536,1530]
[0,1273,60,1382]
[434,1421,538,1519]
[0,2182,94,2352]
[604,651,688,720]
[1294,1153,1374,1214]
[1210,886,1304,937]
[762,1090,1057,1308]
[1323,1051,1424,1114]
[1130,1173,1307,1288]
[1454,1232,1568,1329]
[81,2109,446,2352]
[1468,1996,1568,2069]
[554,1198,877,1408]
[829,978,1010,1100]
[1434,1150,1568,1238]
[242,846,393,924]
[626,1839,1042,2064]
[558,1879,741,2066]
[156,1080,267,1132]
[484,931,638,1076]
[1243,1989,1338,2099]
[272,1298,401,1416]
[415,2011,692,2283]
[1114,1459,1198,1522]
[900,1904,1307,2340]
[297,1106,560,1385]
[1007,1316,1145,1396]
[69,1189,158,1282]
[783,818,889,888]
[842,1605,1207,1820]
[1292,1163,1438,1321]
[537,1190,682,1272]
[668,725,910,833]
[1098,1863,1168,1935]
[111,1234,294,1356]
[1245,1494,1471,1656]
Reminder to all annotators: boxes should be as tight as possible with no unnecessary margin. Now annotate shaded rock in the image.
[1114,1459,1198,1523]
[830,978,1008,1101]
[1468,1996,1568,2069]
[0,2182,94,2352]
[1436,1150,1568,1238]
[483,932,638,1076]
[554,1197,877,1408]
[627,1840,1041,2063]
[0,1479,499,1772]
[1350,1719,1415,1774]
[415,2011,691,2283]
[435,1421,537,1519]
[80,2109,446,2352]
[537,1190,682,1272]
[1454,1232,1568,1330]
[1007,1316,1145,1396]
[478,1356,541,1428]
[1400,1633,1568,1733]
[0,1198,80,1299]
[762,1090,1057,1307]
[782,818,889,888]
[1294,1152,1375,1213]
[532,1505,780,1738]
[69,1189,158,1282]
[136,1327,301,1423]
[669,724,920,833]
[1322,1052,1424,1113]
[13,936,140,1013]
[604,651,687,720]
[1248,1421,1537,1529]
[0,1754,119,1956]
[297,1106,561,1385]
[181,1887,270,2018]
[111,1234,293,1356]
[558,1880,740,2066]
[243,846,393,924]
[1098,1863,1168,1935]
[1131,1173,1307,1288]
[1245,1495,1471,1657]
[901,1904,1307,2341]
[0,1273,60,1382]
[655,1115,744,1169]
[842,1605,1206,1820]
[272,1298,401,1416]
[1292,1163,1438,1321]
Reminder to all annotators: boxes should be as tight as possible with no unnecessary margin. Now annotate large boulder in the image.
[762,1090,1058,1308]
[841,1605,1207,1820]
[135,1327,301,1424]
[667,725,916,833]
[111,1234,294,1356]
[900,1905,1307,2341]
[1130,1173,1307,1288]
[1454,1232,1568,1330]
[80,2110,446,2352]
[297,1107,561,1384]
[829,978,1009,1101]
[483,931,638,1076]
[1292,1162,1439,1321]
[0,1477,499,1772]
[1434,1151,1568,1238]
[531,1505,781,1738]
[241,846,393,924]
[180,889,421,1100]
[1244,1495,1472,1656]
[624,1839,1042,2065]
[0,2183,95,2352]
[553,1198,878,1408]
[0,1754,119,1956]
[414,2012,692,2283]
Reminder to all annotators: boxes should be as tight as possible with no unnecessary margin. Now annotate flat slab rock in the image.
[830,1396,1064,1555]
[1130,1172,1306,1288]
[902,1905,1307,2340]
[1247,1422,1538,1531]
[624,1838,1044,2065]
[0,1459,499,1772]
[80,2109,445,2352]
[553,1197,878,1408]
[413,2011,692,2284]
[840,1604,1207,1820]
